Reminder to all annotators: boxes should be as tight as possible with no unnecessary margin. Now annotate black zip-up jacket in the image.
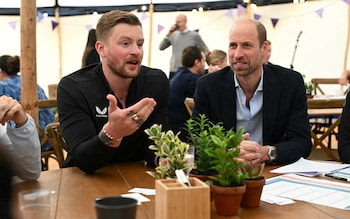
[57,64,169,173]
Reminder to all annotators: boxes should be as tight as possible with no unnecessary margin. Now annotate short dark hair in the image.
[0,55,20,76]
[256,21,267,47]
[181,46,203,68]
[96,10,142,42]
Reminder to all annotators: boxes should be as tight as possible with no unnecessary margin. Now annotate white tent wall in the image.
[0,0,348,95]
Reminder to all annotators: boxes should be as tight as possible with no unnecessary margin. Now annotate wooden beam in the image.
[20,0,38,124]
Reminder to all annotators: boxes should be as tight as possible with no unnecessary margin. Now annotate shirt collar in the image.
[234,69,264,91]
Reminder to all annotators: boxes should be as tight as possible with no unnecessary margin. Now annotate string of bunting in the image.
[3,0,348,32]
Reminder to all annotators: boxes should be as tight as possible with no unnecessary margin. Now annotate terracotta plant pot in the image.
[211,184,246,216]
[241,177,265,208]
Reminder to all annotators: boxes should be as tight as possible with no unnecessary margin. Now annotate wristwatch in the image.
[267,146,277,162]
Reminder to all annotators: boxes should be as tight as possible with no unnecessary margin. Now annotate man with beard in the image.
[57,10,169,173]
[192,19,311,166]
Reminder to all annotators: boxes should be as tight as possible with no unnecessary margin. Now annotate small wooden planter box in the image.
[155,177,210,219]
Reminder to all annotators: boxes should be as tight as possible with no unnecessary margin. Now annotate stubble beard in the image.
[231,57,262,78]
[108,62,141,79]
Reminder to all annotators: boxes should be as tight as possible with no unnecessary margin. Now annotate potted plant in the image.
[144,124,192,179]
[205,126,248,216]
[240,161,265,208]
[303,74,314,98]
[185,114,217,179]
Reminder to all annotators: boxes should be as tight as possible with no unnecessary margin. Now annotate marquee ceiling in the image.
[0,0,302,16]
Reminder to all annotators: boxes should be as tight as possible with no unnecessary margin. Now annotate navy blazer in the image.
[338,91,350,163]
[192,65,312,164]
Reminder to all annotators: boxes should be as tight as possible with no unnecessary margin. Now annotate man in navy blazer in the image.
[192,19,311,165]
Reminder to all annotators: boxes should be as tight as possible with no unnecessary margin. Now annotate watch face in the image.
[269,147,276,160]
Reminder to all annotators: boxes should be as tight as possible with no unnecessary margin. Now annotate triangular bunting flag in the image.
[85,25,93,31]
[271,18,279,28]
[141,12,149,21]
[225,9,234,19]
[9,21,17,30]
[51,20,59,31]
[315,9,323,18]
[253,14,261,20]
[157,24,164,34]
[237,4,246,17]
[37,12,44,22]
[343,0,350,5]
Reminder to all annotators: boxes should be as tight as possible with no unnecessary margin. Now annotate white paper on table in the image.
[121,193,150,205]
[270,158,350,176]
[128,188,156,195]
[260,193,295,205]
[262,174,350,210]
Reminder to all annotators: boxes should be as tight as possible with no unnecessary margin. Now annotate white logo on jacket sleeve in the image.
[95,106,108,118]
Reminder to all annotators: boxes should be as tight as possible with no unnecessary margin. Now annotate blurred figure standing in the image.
[159,14,208,79]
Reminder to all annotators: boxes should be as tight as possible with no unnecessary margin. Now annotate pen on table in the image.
[324,173,350,182]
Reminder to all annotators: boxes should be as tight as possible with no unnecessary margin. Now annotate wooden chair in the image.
[184,97,195,116]
[307,98,345,158]
[309,78,344,149]
[310,78,340,95]
[38,99,60,170]
[45,122,67,168]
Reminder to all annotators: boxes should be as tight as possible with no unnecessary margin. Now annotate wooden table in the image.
[11,162,350,219]
[307,97,345,161]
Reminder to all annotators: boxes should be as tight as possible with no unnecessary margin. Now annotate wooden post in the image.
[148,3,154,67]
[20,0,38,124]
[55,6,63,79]
[246,0,252,19]
[344,6,350,72]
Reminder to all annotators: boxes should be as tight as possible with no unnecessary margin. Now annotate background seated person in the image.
[168,46,206,136]
[339,69,350,86]
[0,55,55,154]
[205,49,228,74]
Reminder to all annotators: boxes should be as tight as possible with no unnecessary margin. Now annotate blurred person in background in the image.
[168,46,206,137]
[159,13,208,79]
[81,28,100,67]
[205,49,228,74]
[0,55,55,157]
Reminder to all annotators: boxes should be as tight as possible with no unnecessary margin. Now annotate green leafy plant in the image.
[240,161,265,180]
[145,124,191,179]
[302,74,313,95]
[205,127,248,187]
[185,114,217,175]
